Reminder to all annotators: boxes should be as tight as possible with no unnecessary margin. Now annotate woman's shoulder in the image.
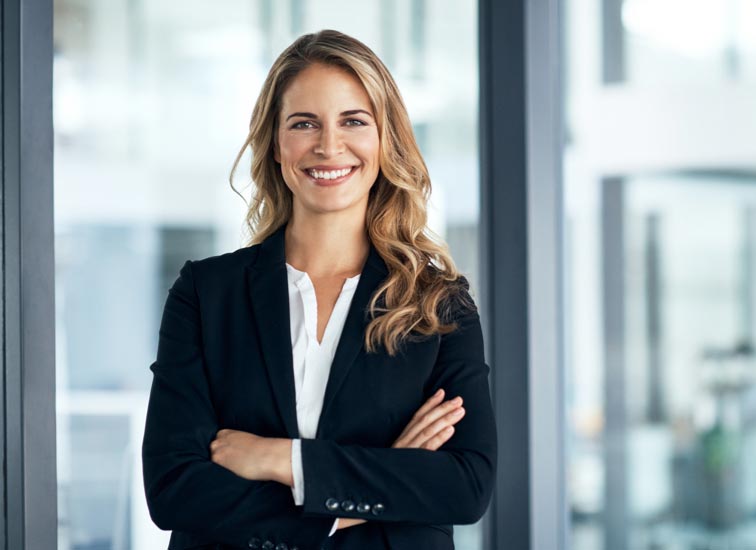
[424,262,471,291]
[180,244,261,284]
[424,264,478,323]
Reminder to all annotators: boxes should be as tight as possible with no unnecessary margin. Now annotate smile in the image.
[305,166,356,185]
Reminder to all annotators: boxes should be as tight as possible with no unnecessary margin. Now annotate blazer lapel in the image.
[245,224,300,439]
[316,243,388,438]
[245,222,390,440]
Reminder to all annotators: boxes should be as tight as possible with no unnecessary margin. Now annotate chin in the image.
[305,196,366,216]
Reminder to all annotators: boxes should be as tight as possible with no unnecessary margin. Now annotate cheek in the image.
[354,134,380,166]
[277,144,293,166]
[276,135,306,167]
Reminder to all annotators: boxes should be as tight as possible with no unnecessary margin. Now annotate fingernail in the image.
[444,426,454,433]
[436,389,444,397]
[453,396,463,404]
[453,407,465,416]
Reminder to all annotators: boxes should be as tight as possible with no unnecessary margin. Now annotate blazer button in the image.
[357,502,371,513]
[372,503,385,516]
[275,544,288,550]
[248,538,261,549]
[262,541,274,550]
[340,499,355,512]
[325,497,340,511]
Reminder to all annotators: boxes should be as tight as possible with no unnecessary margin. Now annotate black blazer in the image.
[141,223,497,550]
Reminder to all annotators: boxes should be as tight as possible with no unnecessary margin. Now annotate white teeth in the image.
[307,167,353,180]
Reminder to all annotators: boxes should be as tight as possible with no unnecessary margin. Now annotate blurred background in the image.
[51,0,756,549]
[564,0,756,549]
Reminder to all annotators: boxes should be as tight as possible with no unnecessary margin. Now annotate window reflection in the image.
[53,1,479,549]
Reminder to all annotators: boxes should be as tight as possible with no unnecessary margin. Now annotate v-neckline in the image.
[286,263,360,347]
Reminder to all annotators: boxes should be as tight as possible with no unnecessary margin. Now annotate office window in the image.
[53,1,480,548]
[564,0,756,548]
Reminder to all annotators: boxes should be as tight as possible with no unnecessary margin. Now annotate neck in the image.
[284,209,370,278]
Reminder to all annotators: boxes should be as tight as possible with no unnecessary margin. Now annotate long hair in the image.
[229,29,475,355]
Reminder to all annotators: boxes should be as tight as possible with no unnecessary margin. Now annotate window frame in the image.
[479,0,567,548]
[1,0,57,549]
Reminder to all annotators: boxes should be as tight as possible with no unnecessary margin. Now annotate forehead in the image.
[279,63,373,114]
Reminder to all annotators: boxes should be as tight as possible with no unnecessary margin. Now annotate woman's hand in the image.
[209,429,293,486]
[337,389,465,532]
[392,388,465,450]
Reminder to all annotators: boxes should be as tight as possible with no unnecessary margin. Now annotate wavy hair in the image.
[229,29,476,355]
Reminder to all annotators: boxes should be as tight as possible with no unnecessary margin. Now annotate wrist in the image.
[269,438,293,486]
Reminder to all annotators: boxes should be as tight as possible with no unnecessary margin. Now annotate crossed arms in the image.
[141,260,497,549]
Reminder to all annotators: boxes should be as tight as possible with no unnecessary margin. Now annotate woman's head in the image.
[231,29,430,243]
[230,30,474,354]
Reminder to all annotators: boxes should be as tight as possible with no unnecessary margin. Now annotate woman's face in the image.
[274,63,380,219]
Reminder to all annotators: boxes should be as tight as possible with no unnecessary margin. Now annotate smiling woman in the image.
[141,29,496,550]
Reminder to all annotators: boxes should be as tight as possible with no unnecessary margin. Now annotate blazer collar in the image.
[245,222,388,439]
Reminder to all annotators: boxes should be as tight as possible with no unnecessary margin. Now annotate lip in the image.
[306,164,355,171]
[303,165,358,187]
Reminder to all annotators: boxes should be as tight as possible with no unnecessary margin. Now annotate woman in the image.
[142,29,497,550]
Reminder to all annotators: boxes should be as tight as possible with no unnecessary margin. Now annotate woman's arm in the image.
[202,313,497,526]
[298,309,497,526]
[334,388,469,531]
[207,389,468,532]
[141,260,334,549]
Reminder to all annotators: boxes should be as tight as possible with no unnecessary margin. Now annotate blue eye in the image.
[291,120,316,129]
[345,119,366,126]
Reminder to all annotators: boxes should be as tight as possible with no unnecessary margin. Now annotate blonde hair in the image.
[229,29,475,355]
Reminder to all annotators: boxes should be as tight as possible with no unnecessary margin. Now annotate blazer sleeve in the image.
[299,304,498,525]
[141,260,334,549]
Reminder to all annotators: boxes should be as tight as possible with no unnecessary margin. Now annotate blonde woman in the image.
[142,29,497,550]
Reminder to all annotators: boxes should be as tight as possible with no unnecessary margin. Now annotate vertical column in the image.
[645,213,665,423]
[479,1,530,548]
[1,0,56,549]
[601,0,625,83]
[526,0,569,547]
[602,177,628,550]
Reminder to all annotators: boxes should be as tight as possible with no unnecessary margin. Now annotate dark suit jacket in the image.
[141,223,497,550]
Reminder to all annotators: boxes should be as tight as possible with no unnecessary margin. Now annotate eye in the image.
[291,120,316,129]
[344,118,367,127]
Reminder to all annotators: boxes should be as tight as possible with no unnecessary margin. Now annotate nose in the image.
[313,124,344,157]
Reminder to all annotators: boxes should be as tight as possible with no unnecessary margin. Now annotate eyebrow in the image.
[285,109,374,121]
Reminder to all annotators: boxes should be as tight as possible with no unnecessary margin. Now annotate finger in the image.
[421,425,455,451]
[394,398,461,447]
[400,397,464,445]
[393,399,461,448]
[409,389,446,424]
[391,390,446,446]
[337,518,368,531]
[405,406,465,448]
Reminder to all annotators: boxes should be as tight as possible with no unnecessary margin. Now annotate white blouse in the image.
[286,262,361,537]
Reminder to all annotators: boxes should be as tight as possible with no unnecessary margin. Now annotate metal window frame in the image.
[479,0,567,548]
[1,0,56,549]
